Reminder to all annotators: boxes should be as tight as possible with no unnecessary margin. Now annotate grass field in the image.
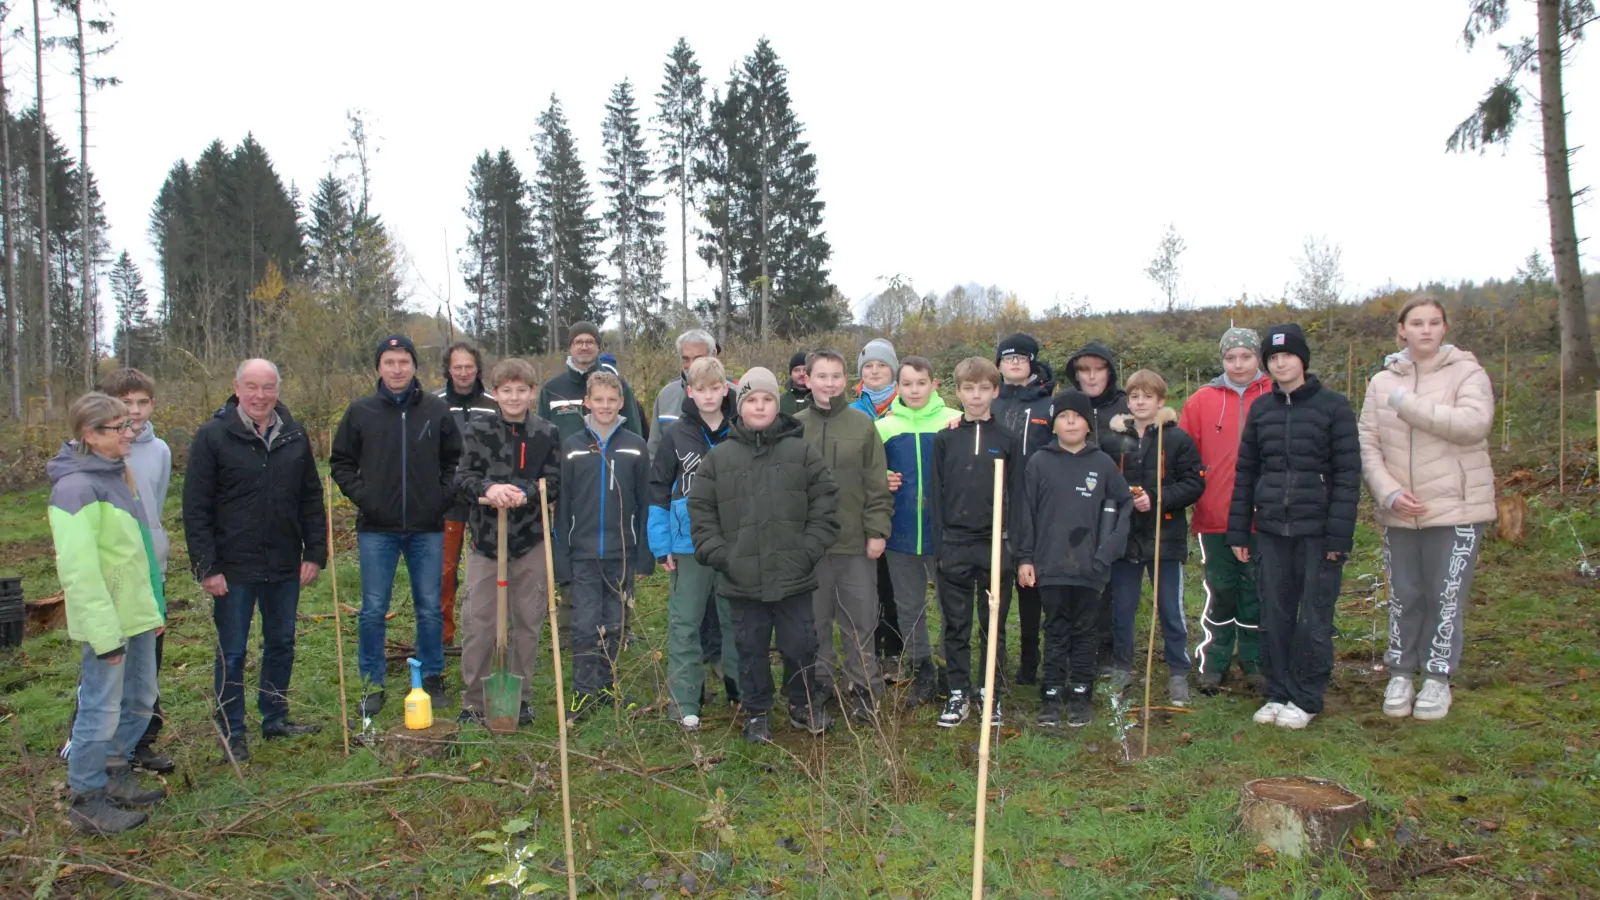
[2,454,1598,898]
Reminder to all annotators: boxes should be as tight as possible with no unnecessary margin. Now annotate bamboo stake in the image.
[1346,341,1355,399]
[539,478,579,900]
[1559,363,1566,495]
[325,475,350,756]
[1142,424,1165,758]
[971,458,1006,900]
[1501,334,1510,452]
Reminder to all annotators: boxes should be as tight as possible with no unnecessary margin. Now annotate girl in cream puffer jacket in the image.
[1357,299,1494,722]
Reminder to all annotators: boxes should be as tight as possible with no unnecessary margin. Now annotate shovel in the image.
[479,498,521,734]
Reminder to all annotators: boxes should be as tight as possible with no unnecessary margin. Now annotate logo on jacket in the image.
[1078,471,1099,497]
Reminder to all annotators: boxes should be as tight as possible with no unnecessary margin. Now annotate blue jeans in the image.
[213,579,302,739]
[358,531,444,687]
[1109,559,1191,672]
[69,628,158,793]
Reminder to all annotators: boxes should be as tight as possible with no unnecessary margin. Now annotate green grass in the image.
[1,478,1598,898]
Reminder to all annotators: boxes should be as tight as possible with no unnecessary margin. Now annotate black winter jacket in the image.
[182,399,327,583]
[330,379,463,533]
[930,415,1022,570]
[1065,342,1130,445]
[1014,441,1133,590]
[1100,408,1204,564]
[536,362,646,445]
[992,359,1056,459]
[556,419,654,575]
[1227,376,1362,554]
[455,413,561,560]
[436,380,500,522]
[688,412,839,603]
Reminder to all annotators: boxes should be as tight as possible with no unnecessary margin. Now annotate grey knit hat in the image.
[1219,326,1260,357]
[858,338,899,374]
[737,367,781,409]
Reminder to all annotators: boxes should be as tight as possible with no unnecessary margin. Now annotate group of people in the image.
[47,297,1496,834]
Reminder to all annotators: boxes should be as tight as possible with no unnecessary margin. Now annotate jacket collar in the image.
[1110,406,1177,436]
[888,394,953,426]
[1272,375,1323,402]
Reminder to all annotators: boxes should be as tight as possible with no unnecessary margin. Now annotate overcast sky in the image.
[50,0,1600,325]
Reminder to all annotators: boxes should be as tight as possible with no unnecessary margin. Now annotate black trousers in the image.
[699,599,722,663]
[873,554,903,659]
[1255,532,1343,715]
[938,559,1012,693]
[1039,585,1104,690]
[727,593,820,716]
[1014,580,1041,675]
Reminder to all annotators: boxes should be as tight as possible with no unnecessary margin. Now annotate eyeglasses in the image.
[98,421,137,434]
[1001,355,1029,364]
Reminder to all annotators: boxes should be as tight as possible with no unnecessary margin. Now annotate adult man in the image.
[331,335,463,718]
[538,322,646,444]
[183,359,327,763]
[648,329,718,459]
[434,342,500,647]
[781,350,813,416]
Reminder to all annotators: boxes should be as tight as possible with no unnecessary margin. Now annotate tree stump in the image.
[1239,776,1368,858]
[378,720,461,762]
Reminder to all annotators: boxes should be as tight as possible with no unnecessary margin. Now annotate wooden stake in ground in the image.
[970,458,1006,900]
[1346,341,1354,399]
[539,478,579,900]
[1502,333,1510,451]
[325,475,350,756]
[1142,423,1166,758]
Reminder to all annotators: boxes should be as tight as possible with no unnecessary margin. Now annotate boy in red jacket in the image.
[1177,327,1273,695]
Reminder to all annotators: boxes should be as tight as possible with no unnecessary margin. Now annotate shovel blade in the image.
[484,670,523,735]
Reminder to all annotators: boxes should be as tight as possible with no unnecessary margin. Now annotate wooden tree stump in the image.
[378,721,461,762]
[1239,776,1368,858]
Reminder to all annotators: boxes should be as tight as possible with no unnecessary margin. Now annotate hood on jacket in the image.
[887,394,955,426]
[1382,344,1477,375]
[131,421,157,444]
[1036,439,1099,460]
[1109,406,1178,435]
[732,411,805,449]
[1001,358,1058,401]
[678,387,737,430]
[1209,371,1269,390]
[47,441,124,483]
[1065,341,1123,406]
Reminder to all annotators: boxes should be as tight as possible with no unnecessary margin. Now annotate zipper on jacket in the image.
[1408,366,1420,525]
[1281,393,1293,517]
[916,433,926,552]
[596,432,608,558]
[401,409,409,531]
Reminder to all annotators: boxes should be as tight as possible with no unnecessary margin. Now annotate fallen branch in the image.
[1412,854,1485,877]
[215,772,535,836]
[644,756,726,775]
[4,855,216,899]
[531,741,707,802]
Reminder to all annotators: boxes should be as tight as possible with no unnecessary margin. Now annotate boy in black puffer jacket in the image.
[688,367,840,744]
[993,333,1055,686]
[1100,370,1204,706]
[1227,324,1361,731]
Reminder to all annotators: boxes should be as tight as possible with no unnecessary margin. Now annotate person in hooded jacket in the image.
[1358,297,1494,723]
[992,333,1055,685]
[331,335,463,720]
[781,349,814,416]
[1099,370,1204,706]
[435,342,500,648]
[1227,324,1361,730]
[1065,340,1132,675]
[1180,327,1274,695]
[537,321,647,444]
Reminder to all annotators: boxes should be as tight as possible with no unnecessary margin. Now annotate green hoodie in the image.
[795,398,894,555]
[47,443,165,656]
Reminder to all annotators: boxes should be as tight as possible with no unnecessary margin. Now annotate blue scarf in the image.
[861,382,896,416]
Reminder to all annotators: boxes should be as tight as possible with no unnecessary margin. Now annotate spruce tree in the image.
[654,37,704,321]
[601,79,666,347]
[532,94,603,353]
[460,148,542,354]
[109,249,149,368]
[305,173,354,290]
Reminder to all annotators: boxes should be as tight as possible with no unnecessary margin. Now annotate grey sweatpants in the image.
[885,551,935,662]
[812,554,883,699]
[1382,524,1483,679]
[462,550,546,712]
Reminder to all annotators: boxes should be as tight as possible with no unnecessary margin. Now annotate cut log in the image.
[25,593,65,632]
[377,720,461,762]
[1495,494,1527,544]
[1239,776,1368,858]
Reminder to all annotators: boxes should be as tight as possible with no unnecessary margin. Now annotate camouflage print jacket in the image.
[455,413,561,560]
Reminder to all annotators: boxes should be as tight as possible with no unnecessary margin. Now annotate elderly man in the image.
[183,359,327,763]
[647,329,718,458]
[332,335,463,719]
[538,321,646,443]
[434,342,500,648]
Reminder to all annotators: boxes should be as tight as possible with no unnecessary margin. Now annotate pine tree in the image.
[305,173,354,290]
[601,79,666,347]
[654,37,704,321]
[532,95,603,353]
[108,249,149,368]
[460,148,542,354]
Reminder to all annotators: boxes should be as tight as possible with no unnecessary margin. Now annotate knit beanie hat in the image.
[788,350,809,371]
[1048,388,1094,425]
[996,333,1040,363]
[375,334,419,369]
[737,367,781,409]
[1262,324,1311,370]
[858,338,898,374]
[1219,327,1260,357]
[567,321,601,347]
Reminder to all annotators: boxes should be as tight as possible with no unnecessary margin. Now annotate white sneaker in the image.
[1383,676,1415,717]
[1253,701,1285,724]
[679,714,702,731]
[1412,680,1452,721]
[1274,702,1315,730]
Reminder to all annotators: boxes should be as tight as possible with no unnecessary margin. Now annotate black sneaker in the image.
[1197,672,1224,696]
[358,691,386,718]
[910,658,938,707]
[723,674,742,707]
[1067,684,1093,728]
[1014,664,1038,687]
[846,688,875,724]
[566,692,597,724]
[599,687,641,715]
[518,702,535,726]
[213,737,249,766]
[457,708,486,726]
[974,689,1004,728]
[789,705,831,735]
[938,690,969,728]
[131,746,175,774]
[1037,688,1064,728]
[262,720,321,740]
[423,675,449,709]
[743,714,772,744]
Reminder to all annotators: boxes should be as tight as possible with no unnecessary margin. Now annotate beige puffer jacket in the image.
[1358,345,1495,529]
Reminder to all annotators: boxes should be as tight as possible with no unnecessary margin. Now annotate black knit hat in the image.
[788,350,809,371]
[996,333,1040,364]
[567,321,601,347]
[1262,323,1311,371]
[1048,388,1094,425]
[375,334,419,369]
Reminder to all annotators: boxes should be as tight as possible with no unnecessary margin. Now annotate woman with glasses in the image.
[48,392,167,833]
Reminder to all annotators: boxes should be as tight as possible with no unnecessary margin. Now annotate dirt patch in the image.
[0,538,52,566]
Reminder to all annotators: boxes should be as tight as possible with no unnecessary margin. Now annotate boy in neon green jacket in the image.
[49,393,166,834]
